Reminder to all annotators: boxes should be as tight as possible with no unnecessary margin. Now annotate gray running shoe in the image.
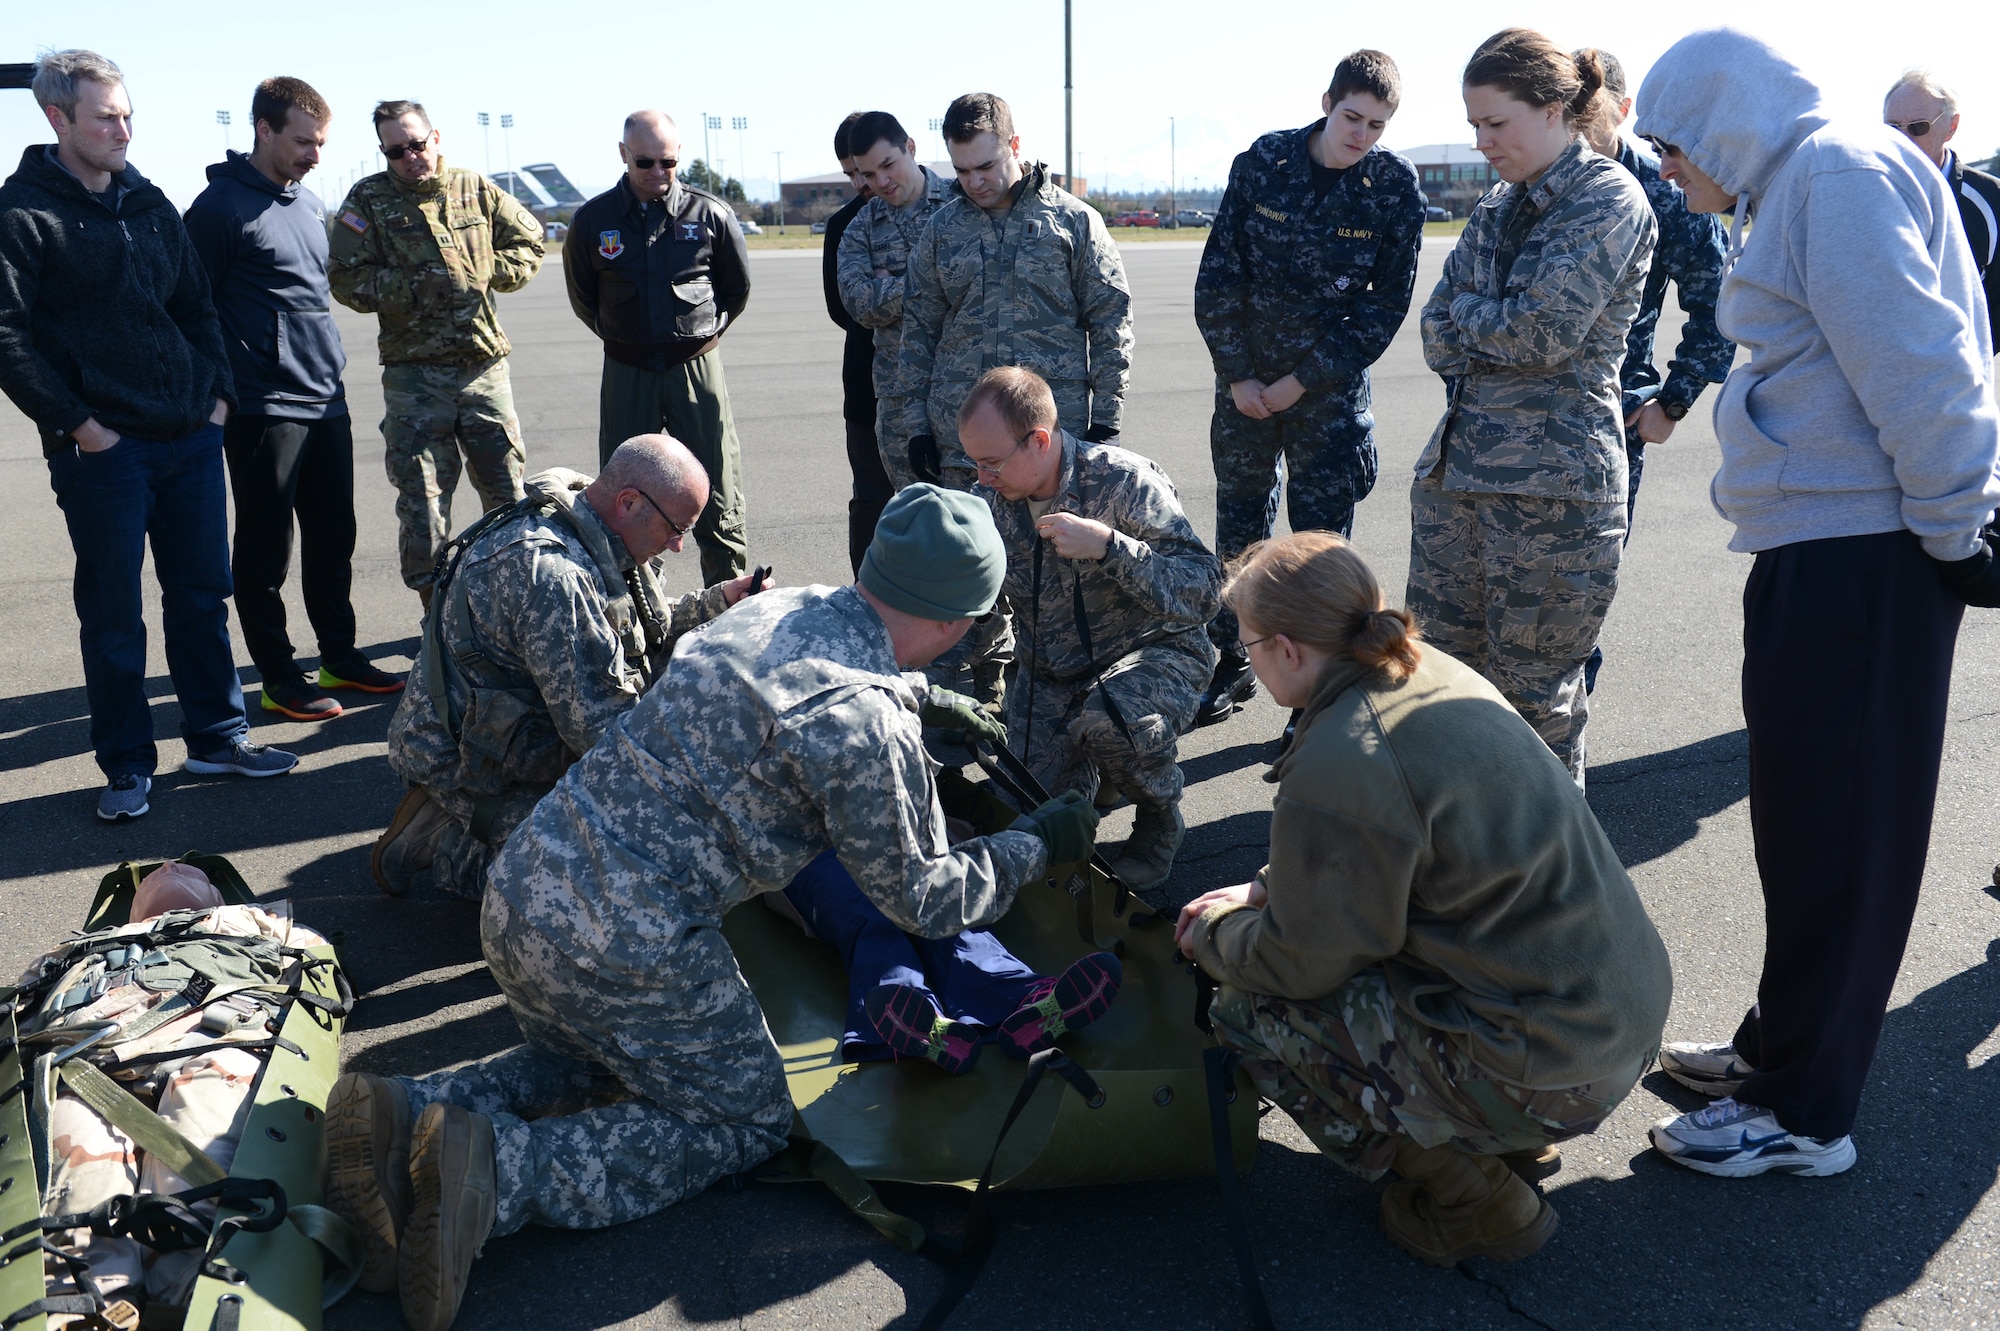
[1659,1040,1754,1098]
[1651,1097,1855,1178]
[184,739,298,778]
[96,774,150,822]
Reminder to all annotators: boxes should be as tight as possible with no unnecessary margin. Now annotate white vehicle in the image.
[740,218,762,236]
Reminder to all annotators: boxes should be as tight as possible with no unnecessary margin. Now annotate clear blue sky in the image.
[4,0,1993,209]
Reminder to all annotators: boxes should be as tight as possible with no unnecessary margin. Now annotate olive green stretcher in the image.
[0,855,355,1331]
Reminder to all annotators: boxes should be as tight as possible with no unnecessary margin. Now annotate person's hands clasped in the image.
[1627,399,1678,444]
[1017,791,1100,869]
[1259,374,1305,414]
[1229,379,1271,420]
[1036,511,1113,561]
[1174,879,1268,955]
[920,685,1006,744]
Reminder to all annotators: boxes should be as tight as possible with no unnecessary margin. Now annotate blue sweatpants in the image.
[782,850,1042,1060]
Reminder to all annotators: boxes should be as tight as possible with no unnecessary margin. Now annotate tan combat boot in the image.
[325,1072,414,1294]
[1380,1138,1558,1266]
[371,787,453,897]
[1110,801,1185,892]
[399,1102,498,1331]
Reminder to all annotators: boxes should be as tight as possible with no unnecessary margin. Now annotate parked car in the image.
[809,219,828,235]
[1175,210,1212,228]
[543,221,568,241]
[740,218,762,236]
[1425,206,1450,222]
[1109,210,1161,228]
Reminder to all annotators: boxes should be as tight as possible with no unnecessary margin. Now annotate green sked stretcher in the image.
[731,768,1260,1238]
[0,854,356,1331]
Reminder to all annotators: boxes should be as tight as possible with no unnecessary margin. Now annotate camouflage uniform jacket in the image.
[837,165,953,399]
[983,430,1221,685]
[1418,139,1657,502]
[487,584,1049,979]
[1613,138,1735,417]
[896,161,1133,438]
[1195,129,1425,405]
[387,468,729,819]
[328,161,545,365]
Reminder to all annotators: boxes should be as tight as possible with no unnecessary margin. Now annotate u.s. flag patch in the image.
[599,230,624,260]
[339,211,368,234]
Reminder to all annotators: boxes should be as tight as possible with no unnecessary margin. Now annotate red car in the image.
[1109,210,1161,227]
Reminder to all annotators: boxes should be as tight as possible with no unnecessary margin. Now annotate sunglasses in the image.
[634,488,688,540]
[630,155,678,171]
[381,139,431,161]
[1887,117,1946,138]
[1642,135,1681,159]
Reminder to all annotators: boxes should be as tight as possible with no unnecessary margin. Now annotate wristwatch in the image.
[1660,398,1691,422]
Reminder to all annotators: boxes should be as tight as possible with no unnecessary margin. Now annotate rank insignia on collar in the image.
[598,230,624,260]
[679,221,702,241]
[339,210,368,234]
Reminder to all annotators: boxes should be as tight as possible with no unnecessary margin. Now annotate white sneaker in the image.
[1650,1097,1856,1178]
[1659,1039,1754,1098]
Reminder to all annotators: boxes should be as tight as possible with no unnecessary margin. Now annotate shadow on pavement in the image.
[1587,728,1749,869]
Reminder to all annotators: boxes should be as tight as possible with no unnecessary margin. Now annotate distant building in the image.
[778,162,960,223]
[1399,144,1500,218]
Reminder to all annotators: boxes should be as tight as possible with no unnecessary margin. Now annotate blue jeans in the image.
[46,423,248,777]
[782,850,1041,1061]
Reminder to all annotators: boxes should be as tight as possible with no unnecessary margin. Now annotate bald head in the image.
[586,434,709,562]
[621,110,682,200]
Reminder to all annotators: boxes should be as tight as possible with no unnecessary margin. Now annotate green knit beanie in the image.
[859,484,1005,621]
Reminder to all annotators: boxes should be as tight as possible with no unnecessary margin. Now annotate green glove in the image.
[1017,791,1101,868]
[920,686,1007,744]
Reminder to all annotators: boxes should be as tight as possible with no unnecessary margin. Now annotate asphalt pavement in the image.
[4,238,2000,1330]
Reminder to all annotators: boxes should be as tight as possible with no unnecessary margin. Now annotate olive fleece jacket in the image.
[1188,645,1672,1090]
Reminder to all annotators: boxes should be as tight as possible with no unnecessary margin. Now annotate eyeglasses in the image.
[969,430,1042,481]
[1887,116,1947,138]
[629,155,678,172]
[633,488,688,540]
[1239,634,1277,651]
[380,138,432,161]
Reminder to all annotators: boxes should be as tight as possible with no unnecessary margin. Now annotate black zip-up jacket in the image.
[564,176,751,371]
[1948,150,2000,347]
[184,152,347,420]
[822,191,876,423]
[0,145,234,455]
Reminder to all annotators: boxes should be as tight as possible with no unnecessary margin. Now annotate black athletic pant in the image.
[222,413,361,683]
[1731,530,1963,1140]
[845,414,891,577]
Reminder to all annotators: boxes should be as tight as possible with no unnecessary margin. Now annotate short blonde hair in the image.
[957,365,1058,438]
[1221,531,1421,682]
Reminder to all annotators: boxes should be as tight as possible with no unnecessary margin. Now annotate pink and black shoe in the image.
[998,952,1123,1059]
[864,983,985,1075]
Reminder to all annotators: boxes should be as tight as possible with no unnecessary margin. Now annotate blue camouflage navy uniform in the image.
[1612,136,1734,524]
[1195,127,1425,647]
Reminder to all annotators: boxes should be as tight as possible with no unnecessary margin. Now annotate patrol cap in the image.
[859,484,1005,621]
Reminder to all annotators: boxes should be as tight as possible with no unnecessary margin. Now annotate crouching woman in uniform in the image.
[1175,531,1671,1265]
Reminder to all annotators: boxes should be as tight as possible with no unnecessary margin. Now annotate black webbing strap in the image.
[916,1047,1104,1331]
[4,1294,102,1329]
[1069,569,1138,752]
[1203,1046,1274,1331]
[1025,539,1043,769]
[1190,961,1220,1035]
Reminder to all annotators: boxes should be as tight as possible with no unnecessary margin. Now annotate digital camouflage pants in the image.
[1209,385,1378,647]
[381,358,526,593]
[426,785,544,902]
[1211,969,1642,1182]
[1403,472,1625,785]
[397,892,791,1236]
[1007,638,1214,809]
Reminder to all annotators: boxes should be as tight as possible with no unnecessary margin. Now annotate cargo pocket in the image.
[1490,519,1621,661]
[459,687,569,789]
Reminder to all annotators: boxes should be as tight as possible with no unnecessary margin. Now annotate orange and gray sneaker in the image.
[261,674,342,721]
[319,660,406,693]
[325,1072,413,1294]
[400,1101,497,1331]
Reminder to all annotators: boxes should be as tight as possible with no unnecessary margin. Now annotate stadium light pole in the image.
[216,110,230,153]
[703,114,721,189]
[929,117,944,163]
[773,151,784,234]
[733,117,748,199]
[501,114,514,186]
[1170,116,1177,223]
[477,111,490,174]
[1063,0,1073,192]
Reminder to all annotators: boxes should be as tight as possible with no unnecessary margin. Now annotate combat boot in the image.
[1110,801,1185,892]
[325,1072,414,1294]
[1195,644,1256,727]
[1379,1138,1558,1266]
[372,788,453,897]
[400,1102,497,1331]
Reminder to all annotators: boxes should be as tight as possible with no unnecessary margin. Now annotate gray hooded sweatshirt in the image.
[1634,29,2000,561]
